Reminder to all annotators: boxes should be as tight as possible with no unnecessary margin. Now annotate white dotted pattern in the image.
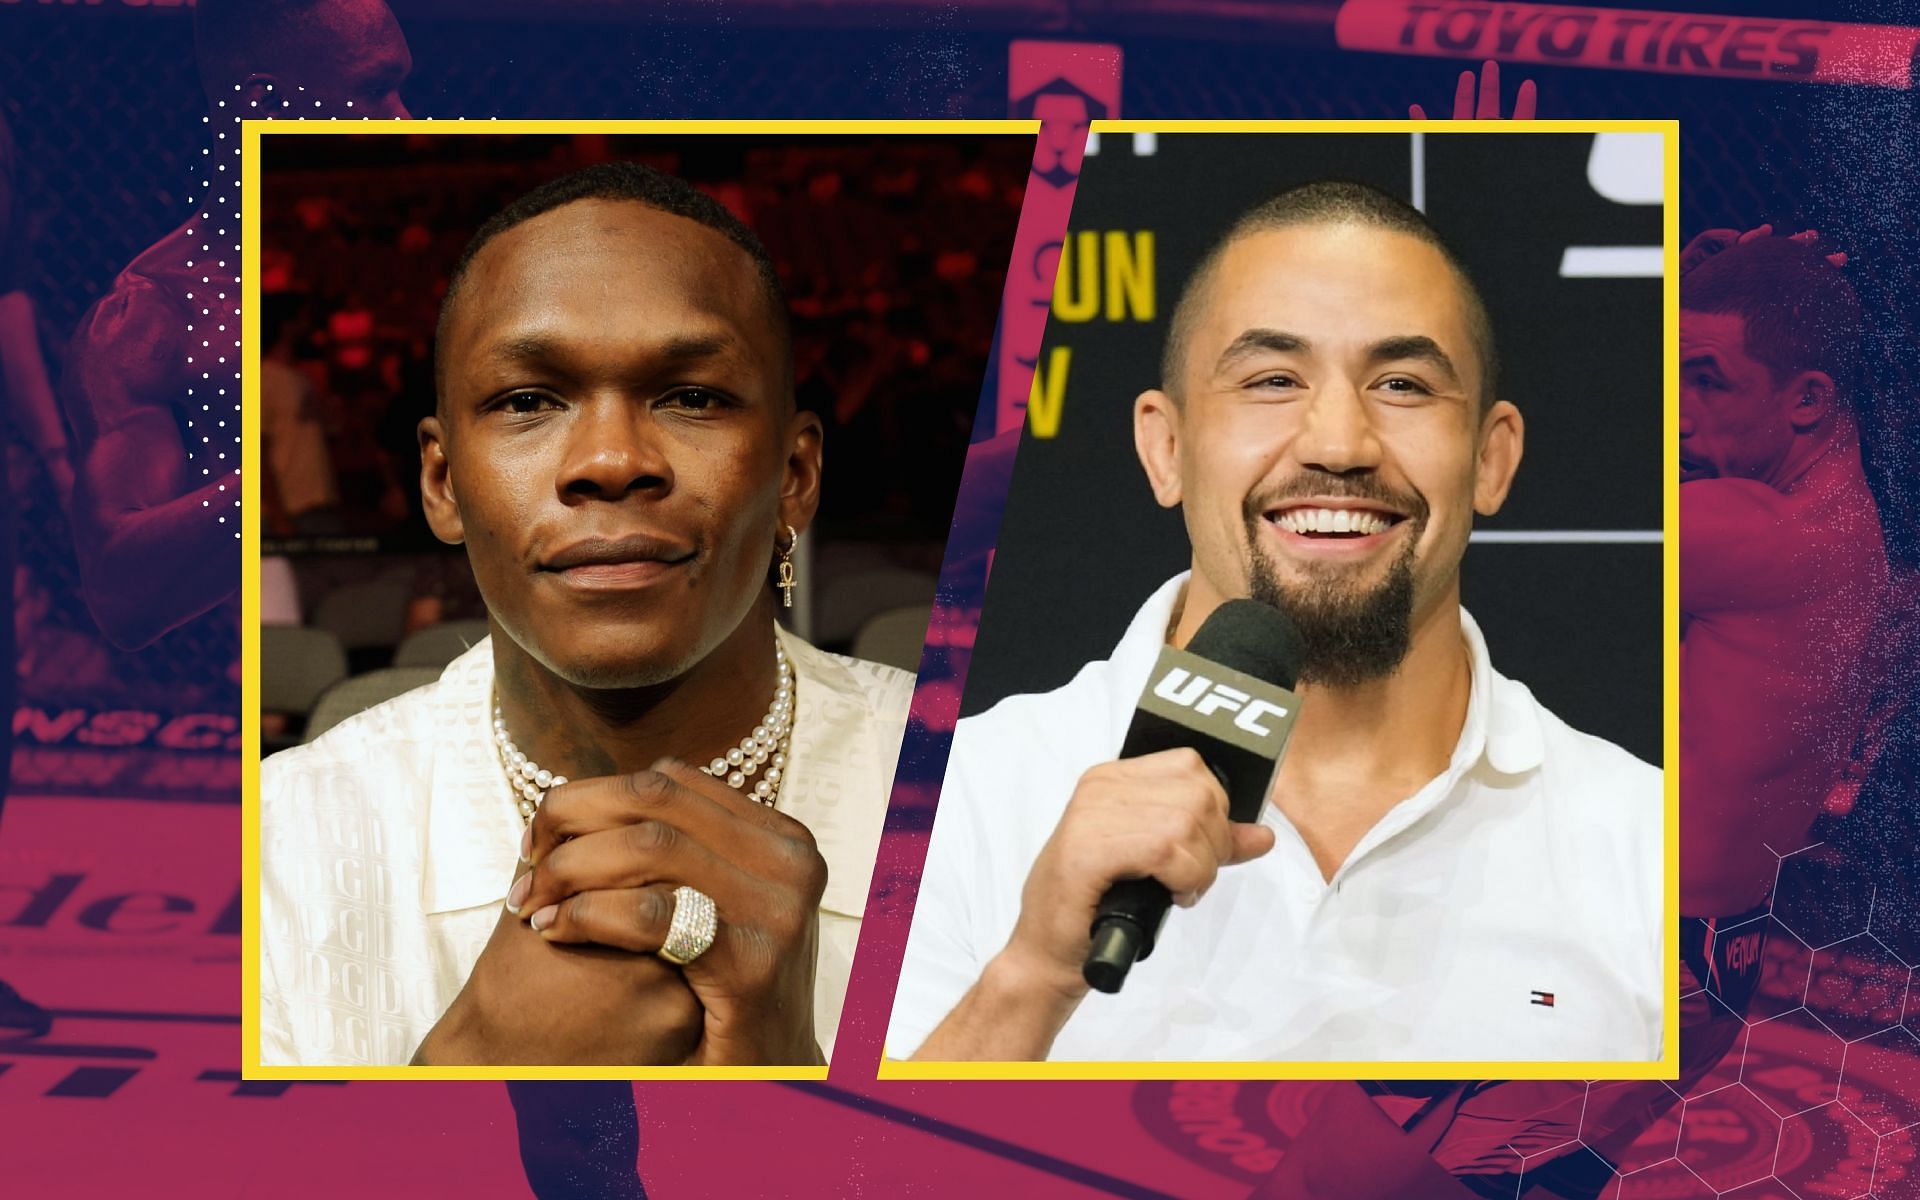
[192,82,359,539]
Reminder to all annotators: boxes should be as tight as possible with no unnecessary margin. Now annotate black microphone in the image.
[1082,599,1306,994]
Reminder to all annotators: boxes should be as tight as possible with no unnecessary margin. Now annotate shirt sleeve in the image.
[884,731,989,1059]
[257,929,301,1067]
[1636,769,1666,1062]
[257,754,306,1067]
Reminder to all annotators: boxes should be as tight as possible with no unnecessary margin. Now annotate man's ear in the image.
[1473,399,1525,517]
[777,408,825,537]
[1784,370,1837,433]
[1133,389,1185,509]
[236,74,282,115]
[418,415,464,545]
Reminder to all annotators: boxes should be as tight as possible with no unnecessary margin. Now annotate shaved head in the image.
[1162,180,1499,410]
[192,0,411,115]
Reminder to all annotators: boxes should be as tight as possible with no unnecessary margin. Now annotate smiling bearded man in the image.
[258,161,913,1067]
[888,180,1663,1065]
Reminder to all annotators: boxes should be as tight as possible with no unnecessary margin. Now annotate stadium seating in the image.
[261,626,348,717]
[393,620,491,669]
[851,603,933,673]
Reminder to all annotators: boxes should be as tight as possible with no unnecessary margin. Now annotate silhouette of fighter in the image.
[62,0,410,649]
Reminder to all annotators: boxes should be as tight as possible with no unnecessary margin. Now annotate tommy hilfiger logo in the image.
[1530,990,1556,1007]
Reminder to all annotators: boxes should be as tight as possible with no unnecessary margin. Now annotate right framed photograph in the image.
[886,122,1678,1079]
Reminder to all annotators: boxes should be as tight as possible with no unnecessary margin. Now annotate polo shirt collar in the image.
[1461,606,1546,777]
[772,626,892,918]
[421,626,879,918]
[421,639,518,917]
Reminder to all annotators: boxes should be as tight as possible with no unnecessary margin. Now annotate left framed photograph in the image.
[240,121,1034,1078]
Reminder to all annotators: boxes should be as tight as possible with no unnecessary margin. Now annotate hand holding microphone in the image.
[912,600,1306,1061]
[999,746,1277,1004]
[1001,600,1306,1003]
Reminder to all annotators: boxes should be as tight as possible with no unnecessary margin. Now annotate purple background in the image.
[2,1,1918,1196]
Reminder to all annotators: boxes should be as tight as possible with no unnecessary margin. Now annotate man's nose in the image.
[1291,382,1383,475]
[558,403,672,500]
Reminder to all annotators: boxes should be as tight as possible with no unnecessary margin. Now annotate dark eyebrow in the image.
[1366,335,1460,387]
[485,331,739,367]
[1681,353,1724,374]
[1215,328,1312,373]
[489,335,559,365]
[656,332,739,362]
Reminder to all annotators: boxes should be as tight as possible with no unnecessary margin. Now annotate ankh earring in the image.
[776,524,798,609]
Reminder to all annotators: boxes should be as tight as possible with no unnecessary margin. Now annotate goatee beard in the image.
[1241,511,1422,687]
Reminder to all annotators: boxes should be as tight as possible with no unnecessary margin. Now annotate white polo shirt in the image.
[888,574,1664,1063]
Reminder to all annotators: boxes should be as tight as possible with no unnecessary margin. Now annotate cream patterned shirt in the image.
[260,626,911,1066]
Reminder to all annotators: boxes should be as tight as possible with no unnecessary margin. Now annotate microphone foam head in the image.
[1186,599,1306,690]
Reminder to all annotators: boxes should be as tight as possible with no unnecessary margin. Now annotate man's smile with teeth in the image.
[1269,507,1403,537]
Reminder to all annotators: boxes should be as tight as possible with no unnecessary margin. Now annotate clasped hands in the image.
[413,759,828,1067]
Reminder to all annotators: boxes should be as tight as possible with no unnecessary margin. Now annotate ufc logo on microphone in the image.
[1152,667,1291,736]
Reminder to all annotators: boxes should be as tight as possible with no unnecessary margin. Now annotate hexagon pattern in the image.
[1498,845,1920,1198]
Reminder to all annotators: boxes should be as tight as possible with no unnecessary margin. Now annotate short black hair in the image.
[1682,236,1862,405]
[1161,180,1499,411]
[434,160,792,402]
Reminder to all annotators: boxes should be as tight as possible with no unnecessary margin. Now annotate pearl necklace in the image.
[699,642,795,805]
[493,708,570,825]
[491,643,796,823]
